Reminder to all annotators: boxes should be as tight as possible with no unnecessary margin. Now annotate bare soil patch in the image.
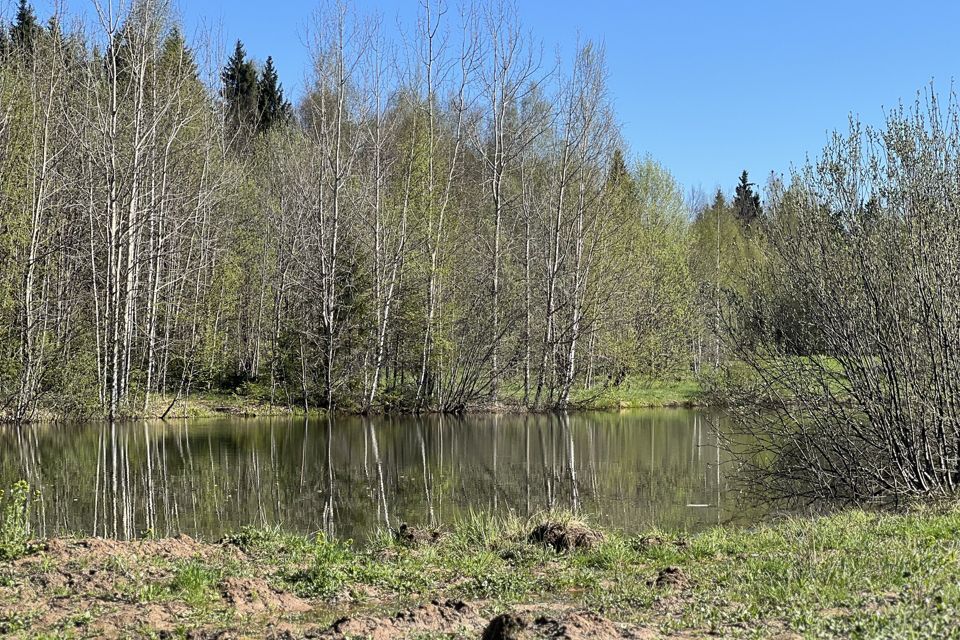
[1,535,655,639]
[528,522,604,552]
[481,610,636,639]
[220,577,312,616]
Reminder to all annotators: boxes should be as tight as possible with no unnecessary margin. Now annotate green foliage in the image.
[283,533,359,598]
[0,0,808,420]
[0,23,7,58]
[592,157,698,382]
[0,481,32,561]
[168,559,220,607]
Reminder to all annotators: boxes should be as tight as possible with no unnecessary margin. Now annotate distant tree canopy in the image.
[0,0,728,420]
[607,147,631,188]
[3,0,874,424]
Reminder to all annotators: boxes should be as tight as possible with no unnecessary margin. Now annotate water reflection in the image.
[0,410,749,541]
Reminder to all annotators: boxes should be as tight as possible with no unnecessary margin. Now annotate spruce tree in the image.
[733,170,761,226]
[257,56,292,132]
[10,0,41,55]
[221,40,259,139]
[606,148,630,187]
[161,28,199,82]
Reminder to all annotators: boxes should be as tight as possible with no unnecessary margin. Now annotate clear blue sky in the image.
[16,0,960,197]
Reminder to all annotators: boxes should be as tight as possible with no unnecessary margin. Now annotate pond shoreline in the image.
[2,506,958,638]
[4,380,707,423]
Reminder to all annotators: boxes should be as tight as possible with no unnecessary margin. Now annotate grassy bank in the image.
[9,377,707,423]
[0,391,318,423]
[2,506,960,638]
[176,376,707,417]
[572,378,704,410]
[136,391,318,420]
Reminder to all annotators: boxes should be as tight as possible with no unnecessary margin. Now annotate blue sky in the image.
[15,0,960,197]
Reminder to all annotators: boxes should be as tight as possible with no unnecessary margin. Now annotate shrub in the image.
[0,481,32,561]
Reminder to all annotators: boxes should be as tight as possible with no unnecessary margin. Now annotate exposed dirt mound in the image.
[219,577,312,616]
[540,611,631,639]
[319,604,634,640]
[320,599,480,639]
[482,610,632,639]
[482,612,529,639]
[11,535,223,610]
[651,566,688,589]
[29,597,189,639]
[40,533,214,563]
[528,522,604,552]
[633,535,665,548]
[392,522,443,547]
[0,535,720,638]
[2,536,307,637]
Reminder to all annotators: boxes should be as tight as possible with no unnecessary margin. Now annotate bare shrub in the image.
[723,92,960,502]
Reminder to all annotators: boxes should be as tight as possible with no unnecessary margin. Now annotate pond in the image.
[0,409,754,542]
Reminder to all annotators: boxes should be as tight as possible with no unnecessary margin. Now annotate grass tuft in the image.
[169,560,220,607]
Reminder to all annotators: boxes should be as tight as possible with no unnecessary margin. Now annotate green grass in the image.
[169,559,222,607]
[18,374,713,422]
[572,377,704,409]
[135,390,323,420]
[154,378,707,417]
[7,505,960,637]
[672,507,960,636]
[226,506,960,637]
[490,376,705,411]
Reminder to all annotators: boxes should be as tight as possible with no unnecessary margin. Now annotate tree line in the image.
[0,0,765,420]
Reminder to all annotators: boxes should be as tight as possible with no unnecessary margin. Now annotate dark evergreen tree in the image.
[11,0,41,55]
[711,188,726,212]
[733,170,762,226]
[221,39,259,139]
[606,148,630,186]
[257,56,292,132]
[161,28,199,81]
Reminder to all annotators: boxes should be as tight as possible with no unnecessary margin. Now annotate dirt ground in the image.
[0,535,684,639]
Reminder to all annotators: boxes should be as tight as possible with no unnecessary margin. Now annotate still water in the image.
[0,410,751,541]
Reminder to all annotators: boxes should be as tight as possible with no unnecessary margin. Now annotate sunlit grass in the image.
[572,377,704,409]
[169,560,221,607]
[7,504,960,637]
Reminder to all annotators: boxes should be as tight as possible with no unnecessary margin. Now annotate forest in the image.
[5,1,960,637]
[0,0,767,420]
[3,0,960,509]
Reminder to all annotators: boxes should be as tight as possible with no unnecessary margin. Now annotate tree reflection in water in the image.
[0,409,749,541]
